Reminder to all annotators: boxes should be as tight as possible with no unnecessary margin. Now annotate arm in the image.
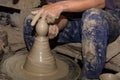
[31,0,105,26]
[51,0,105,12]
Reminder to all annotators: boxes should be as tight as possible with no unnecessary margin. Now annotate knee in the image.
[82,8,103,18]
[82,8,108,31]
[82,8,103,22]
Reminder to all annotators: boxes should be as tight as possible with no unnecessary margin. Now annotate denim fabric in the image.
[58,19,82,43]
[58,8,120,79]
[23,16,35,50]
[23,8,120,79]
[105,0,118,10]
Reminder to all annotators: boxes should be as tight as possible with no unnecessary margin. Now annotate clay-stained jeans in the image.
[23,8,120,79]
[58,8,120,79]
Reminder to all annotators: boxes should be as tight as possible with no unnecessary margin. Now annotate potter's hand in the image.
[31,3,63,26]
[48,25,59,39]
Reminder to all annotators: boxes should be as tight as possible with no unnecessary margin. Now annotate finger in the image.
[53,25,58,34]
[48,25,59,39]
[31,10,39,15]
[53,25,59,37]
[31,10,43,26]
[51,26,56,34]
[49,25,53,34]
[48,25,54,39]
[46,13,59,23]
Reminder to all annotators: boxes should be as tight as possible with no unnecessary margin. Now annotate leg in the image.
[58,19,82,43]
[23,15,35,51]
[81,8,120,79]
[103,9,120,43]
[81,8,109,79]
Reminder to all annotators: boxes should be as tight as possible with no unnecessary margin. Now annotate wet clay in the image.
[1,17,71,80]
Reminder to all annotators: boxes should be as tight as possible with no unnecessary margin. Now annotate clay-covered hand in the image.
[31,3,63,26]
[48,25,59,39]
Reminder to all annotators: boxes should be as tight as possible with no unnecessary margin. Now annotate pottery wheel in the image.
[1,52,80,80]
[1,17,80,80]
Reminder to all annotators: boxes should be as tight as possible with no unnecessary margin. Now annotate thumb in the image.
[31,11,42,26]
[31,10,39,15]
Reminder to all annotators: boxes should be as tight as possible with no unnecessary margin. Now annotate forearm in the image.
[31,0,105,26]
[54,0,105,12]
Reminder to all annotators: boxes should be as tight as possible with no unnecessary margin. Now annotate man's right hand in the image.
[48,24,59,39]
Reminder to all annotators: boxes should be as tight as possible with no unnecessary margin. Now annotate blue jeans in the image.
[23,8,120,79]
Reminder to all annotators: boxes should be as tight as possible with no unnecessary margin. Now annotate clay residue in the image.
[1,53,69,80]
